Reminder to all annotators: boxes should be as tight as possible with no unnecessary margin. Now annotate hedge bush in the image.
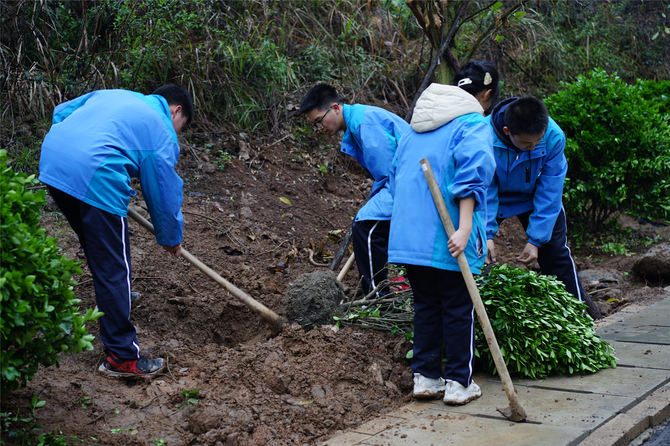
[546,69,670,232]
[475,264,617,380]
[0,150,102,395]
[637,78,670,116]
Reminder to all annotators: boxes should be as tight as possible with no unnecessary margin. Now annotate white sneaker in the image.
[443,379,481,405]
[413,373,446,399]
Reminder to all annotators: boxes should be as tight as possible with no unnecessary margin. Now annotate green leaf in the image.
[279,197,292,205]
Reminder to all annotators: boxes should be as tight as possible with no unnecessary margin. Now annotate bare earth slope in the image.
[2,132,668,446]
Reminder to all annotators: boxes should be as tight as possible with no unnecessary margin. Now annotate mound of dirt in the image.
[286,271,345,329]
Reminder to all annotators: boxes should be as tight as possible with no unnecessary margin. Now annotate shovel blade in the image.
[497,405,527,422]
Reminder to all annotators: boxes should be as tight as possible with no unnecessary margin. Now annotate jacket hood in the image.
[410,83,484,133]
[489,97,518,150]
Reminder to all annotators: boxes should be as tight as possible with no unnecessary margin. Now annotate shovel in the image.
[420,158,527,422]
[127,208,287,333]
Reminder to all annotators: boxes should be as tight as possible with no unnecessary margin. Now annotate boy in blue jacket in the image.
[299,85,410,295]
[389,61,498,405]
[485,97,597,318]
[39,84,193,379]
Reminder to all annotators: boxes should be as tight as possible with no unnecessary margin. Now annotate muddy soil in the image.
[2,130,669,446]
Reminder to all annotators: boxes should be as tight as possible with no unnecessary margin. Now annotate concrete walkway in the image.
[322,290,670,446]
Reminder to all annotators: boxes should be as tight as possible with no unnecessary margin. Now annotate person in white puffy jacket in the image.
[388,61,499,405]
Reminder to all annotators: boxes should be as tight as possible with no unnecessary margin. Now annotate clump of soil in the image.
[286,271,345,329]
[2,129,668,446]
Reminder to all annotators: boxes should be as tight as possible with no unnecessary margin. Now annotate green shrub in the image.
[0,150,102,395]
[637,79,670,116]
[475,264,617,380]
[546,69,670,232]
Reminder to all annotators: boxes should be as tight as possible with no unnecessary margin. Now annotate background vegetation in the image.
[1,0,669,217]
[547,69,670,231]
[0,150,102,396]
[3,1,669,130]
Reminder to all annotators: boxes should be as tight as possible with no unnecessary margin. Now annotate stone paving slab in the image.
[578,382,670,446]
[350,415,407,436]
[493,367,670,401]
[359,410,588,446]
[598,322,670,345]
[642,295,670,309]
[432,380,636,431]
[607,340,670,370]
[594,305,650,329]
[619,307,670,327]
[321,431,371,446]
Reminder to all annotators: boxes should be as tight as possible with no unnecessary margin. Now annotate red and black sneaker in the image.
[99,350,164,379]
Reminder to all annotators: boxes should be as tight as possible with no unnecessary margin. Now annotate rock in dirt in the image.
[580,268,622,286]
[285,270,344,329]
[188,406,223,434]
[201,162,217,173]
[633,243,670,281]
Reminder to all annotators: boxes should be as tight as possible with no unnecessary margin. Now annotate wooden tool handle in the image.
[127,207,286,332]
[420,158,526,421]
[336,253,356,282]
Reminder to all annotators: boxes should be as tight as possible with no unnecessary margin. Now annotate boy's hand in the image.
[448,228,471,258]
[516,242,538,264]
[162,243,182,257]
[486,240,497,263]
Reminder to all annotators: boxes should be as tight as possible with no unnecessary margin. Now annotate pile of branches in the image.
[335,270,414,336]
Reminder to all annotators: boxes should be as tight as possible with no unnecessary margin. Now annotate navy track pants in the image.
[351,219,390,295]
[406,265,475,389]
[48,186,140,359]
[505,207,587,303]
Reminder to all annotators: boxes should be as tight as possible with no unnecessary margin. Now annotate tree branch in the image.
[404,0,469,122]
[462,0,528,64]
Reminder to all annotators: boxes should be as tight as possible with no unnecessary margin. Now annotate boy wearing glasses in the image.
[299,84,410,295]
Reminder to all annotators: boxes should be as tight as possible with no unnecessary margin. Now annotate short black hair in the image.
[152,84,194,128]
[299,84,343,115]
[504,97,549,136]
[453,60,500,109]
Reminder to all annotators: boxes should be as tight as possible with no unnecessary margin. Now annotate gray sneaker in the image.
[131,291,141,309]
[443,379,481,405]
[413,373,446,399]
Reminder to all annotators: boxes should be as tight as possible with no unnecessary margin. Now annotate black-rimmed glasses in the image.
[312,106,333,131]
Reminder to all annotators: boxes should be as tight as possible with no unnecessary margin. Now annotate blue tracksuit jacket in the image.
[388,106,494,274]
[341,104,410,221]
[39,89,184,247]
[485,98,568,247]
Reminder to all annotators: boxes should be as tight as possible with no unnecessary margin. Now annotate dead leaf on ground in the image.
[285,397,313,406]
[327,229,346,243]
[220,246,243,256]
[267,263,289,274]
